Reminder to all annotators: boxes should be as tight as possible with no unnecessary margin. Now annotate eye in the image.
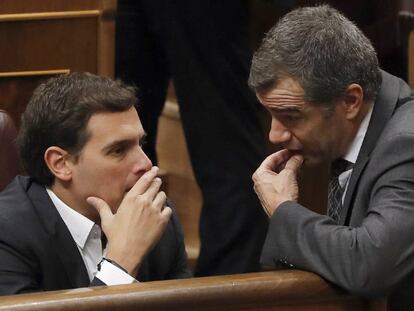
[110,146,127,157]
[285,114,301,121]
[113,147,123,154]
[276,113,302,124]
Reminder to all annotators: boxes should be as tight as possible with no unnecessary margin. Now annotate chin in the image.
[302,156,324,167]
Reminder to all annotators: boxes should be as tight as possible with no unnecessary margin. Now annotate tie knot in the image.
[331,158,353,177]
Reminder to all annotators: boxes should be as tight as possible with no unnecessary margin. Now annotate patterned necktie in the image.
[328,158,353,222]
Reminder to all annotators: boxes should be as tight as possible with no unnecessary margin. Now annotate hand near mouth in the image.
[86,166,171,277]
[252,149,304,217]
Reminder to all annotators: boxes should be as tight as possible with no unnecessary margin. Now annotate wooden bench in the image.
[0,271,385,311]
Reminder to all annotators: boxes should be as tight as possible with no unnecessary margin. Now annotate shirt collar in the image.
[46,188,96,249]
[342,105,373,164]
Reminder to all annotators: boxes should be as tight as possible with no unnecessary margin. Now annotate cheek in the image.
[93,167,129,210]
[293,127,325,155]
[288,127,309,149]
[81,161,128,194]
[99,164,130,191]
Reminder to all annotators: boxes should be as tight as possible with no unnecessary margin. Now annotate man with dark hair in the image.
[249,5,414,310]
[0,72,191,295]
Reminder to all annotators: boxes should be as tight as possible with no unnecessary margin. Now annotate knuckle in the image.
[158,191,167,200]
[162,208,172,220]
[138,195,152,206]
[252,172,258,181]
[141,173,153,184]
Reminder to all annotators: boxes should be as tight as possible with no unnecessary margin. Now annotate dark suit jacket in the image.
[0,176,191,295]
[261,71,414,310]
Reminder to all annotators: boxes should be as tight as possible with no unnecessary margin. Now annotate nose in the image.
[132,146,152,174]
[269,117,292,144]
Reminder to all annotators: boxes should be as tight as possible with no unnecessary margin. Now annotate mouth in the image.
[287,149,308,165]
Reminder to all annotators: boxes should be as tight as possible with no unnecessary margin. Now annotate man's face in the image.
[257,78,351,166]
[69,107,152,212]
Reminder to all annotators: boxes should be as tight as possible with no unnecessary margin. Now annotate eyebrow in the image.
[102,133,147,154]
[267,105,304,114]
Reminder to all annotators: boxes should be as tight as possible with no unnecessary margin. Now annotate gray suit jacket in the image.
[0,176,191,295]
[261,71,414,310]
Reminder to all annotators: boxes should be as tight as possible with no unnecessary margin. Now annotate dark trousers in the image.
[116,0,268,276]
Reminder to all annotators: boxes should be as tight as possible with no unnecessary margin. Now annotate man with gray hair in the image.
[249,5,414,310]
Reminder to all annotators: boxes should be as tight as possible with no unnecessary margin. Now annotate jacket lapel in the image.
[340,71,400,225]
[26,179,90,288]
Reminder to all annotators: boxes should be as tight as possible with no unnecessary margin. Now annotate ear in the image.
[44,146,73,182]
[341,83,364,120]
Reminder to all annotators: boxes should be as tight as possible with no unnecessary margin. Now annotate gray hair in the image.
[248,5,382,106]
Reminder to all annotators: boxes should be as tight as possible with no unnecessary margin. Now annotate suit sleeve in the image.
[0,237,108,294]
[262,124,414,297]
[0,240,41,295]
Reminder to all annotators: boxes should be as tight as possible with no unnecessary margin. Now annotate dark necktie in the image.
[328,158,353,222]
[101,233,107,251]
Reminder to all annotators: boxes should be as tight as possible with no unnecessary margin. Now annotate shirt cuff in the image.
[96,259,138,285]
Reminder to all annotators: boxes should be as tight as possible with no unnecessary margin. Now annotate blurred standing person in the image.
[116,0,268,275]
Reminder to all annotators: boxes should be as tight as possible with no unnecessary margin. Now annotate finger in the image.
[259,149,290,171]
[128,166,159,196]
[263,205,272,218]
[86,196,113,224]
[144,177,163,201]
[152,191,167,211]
[284,154,304,173]
[161,206,172,221]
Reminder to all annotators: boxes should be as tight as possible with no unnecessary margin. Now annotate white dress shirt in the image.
[339,105,373,203]
[46,188,136,285]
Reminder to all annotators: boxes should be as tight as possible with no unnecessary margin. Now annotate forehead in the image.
[86,107,143,144]
[257,77,307,110]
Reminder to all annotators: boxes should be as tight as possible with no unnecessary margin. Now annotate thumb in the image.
[284,154,304,173]
[86,196,113,224]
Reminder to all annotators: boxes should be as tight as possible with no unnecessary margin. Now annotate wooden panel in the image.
[0,0,116,74]
[0,0,115,14]
[0,70,70,77]
[0,0,116,124]
[0,15,98,73]
[0,271,385,311]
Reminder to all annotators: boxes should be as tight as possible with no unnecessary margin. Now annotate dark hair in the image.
[248,5,382,106]
[18,72,137,186]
